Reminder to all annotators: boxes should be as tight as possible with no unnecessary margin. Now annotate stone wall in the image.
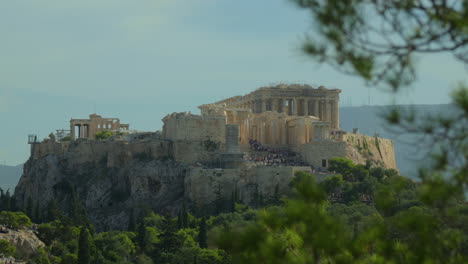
[30,138,221,166]
[298,134,397,170]
[299,141,347,168]
[185,166,312,207]
[162,112,226,143]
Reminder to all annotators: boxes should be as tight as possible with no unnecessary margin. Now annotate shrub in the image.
[95,131,114,140]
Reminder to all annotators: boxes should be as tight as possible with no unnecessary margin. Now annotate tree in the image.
[31,248,50,264]
[0,211,32,229]
[0,239,15,257]
[198,217,207,249]
[94,232,136,263]
[128,208,137,232]
[78,227,93,264]
[292,0,468,91]
[95,131,114,140]
[26,196,33,218]
[46,199,60,222]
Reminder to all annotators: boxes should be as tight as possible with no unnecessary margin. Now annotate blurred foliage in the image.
[292,0,468,91]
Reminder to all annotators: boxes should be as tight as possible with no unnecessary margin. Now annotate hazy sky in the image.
[1,0,467,165]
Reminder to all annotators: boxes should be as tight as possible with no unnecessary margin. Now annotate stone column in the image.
[272,99,278,113]
[79,125,84,138]
[333,99,339,129]
[302,99,308,116]
[321,100,326,121]
[314,100,319,117]
[70,123,75,139]
[261,100,267,113]
[292,99,298,116]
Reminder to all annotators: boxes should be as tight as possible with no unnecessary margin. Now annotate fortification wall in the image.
[162,113,226,142]
[185,166,312,207]
[299,141,347,168]
[30,138,223,166]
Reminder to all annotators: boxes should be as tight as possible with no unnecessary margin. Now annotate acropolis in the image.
[33,83,396,171]
[21,83,397,228]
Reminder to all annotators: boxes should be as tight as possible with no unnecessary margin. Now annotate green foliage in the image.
[0,211,32,229]
[293,0,468,91]
[198,217,208,249]
[31,248,51,264]
[216,169,468,263]
[95,131,114,140]
[77,227,93,264]
[128,208,137,232]
[94,231,136,263]
[0,239,15,257]
[60,136,72,142]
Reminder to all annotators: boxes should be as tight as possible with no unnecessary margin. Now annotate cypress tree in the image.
[230,191,236,212]
[47,199,60,222]
[198,217,207,249]
[26,196,33,218]
[33,201,41,223]
[0,188,4,211]
[78,227,92,264]
[128,208,136,232]
[136,215,147,251]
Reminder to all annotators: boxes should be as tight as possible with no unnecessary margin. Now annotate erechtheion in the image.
[70,114,129,139]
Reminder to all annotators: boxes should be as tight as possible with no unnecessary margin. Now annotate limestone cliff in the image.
[0,228,45,259]
[14,139,310,230]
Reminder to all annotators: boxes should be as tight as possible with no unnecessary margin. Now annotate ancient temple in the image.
[214,84,340,129]
[70,114,129,139]
[197,84,340,146]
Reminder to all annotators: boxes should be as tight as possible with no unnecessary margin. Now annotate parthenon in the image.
[214,84,340,129]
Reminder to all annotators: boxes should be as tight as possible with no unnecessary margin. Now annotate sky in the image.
[1,0,467,166]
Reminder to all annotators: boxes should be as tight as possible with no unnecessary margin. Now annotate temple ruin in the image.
[162,83,396,169]
[70,114,129,139]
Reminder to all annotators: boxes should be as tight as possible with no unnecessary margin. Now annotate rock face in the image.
[15,139,310,230]
[15,152,189,230]
[0,228,45,259]
[15,133,393,230]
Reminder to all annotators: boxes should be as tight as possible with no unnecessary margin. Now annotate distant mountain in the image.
[340,104,455,179]
[0,164,23,191]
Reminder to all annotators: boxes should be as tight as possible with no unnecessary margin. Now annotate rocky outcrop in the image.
[15,139,317,230]
[15,152,189,230]
[0,228,45,259]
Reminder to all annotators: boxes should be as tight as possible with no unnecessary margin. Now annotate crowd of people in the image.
[0,257,17,264]
[246,139,309,166]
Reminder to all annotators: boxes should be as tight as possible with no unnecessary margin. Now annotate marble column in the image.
[291,99,298,116]
[314,100,319,117]
[261,100,266,113]
[272,99,278,113]
[333,99,339,129]
[302,99,308,116]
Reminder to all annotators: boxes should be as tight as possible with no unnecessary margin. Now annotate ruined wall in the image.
[162,113,226,143]
[299,141,347,168]
[298,134,397,170]
[185,166,312,207]
[30,138,221,166]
